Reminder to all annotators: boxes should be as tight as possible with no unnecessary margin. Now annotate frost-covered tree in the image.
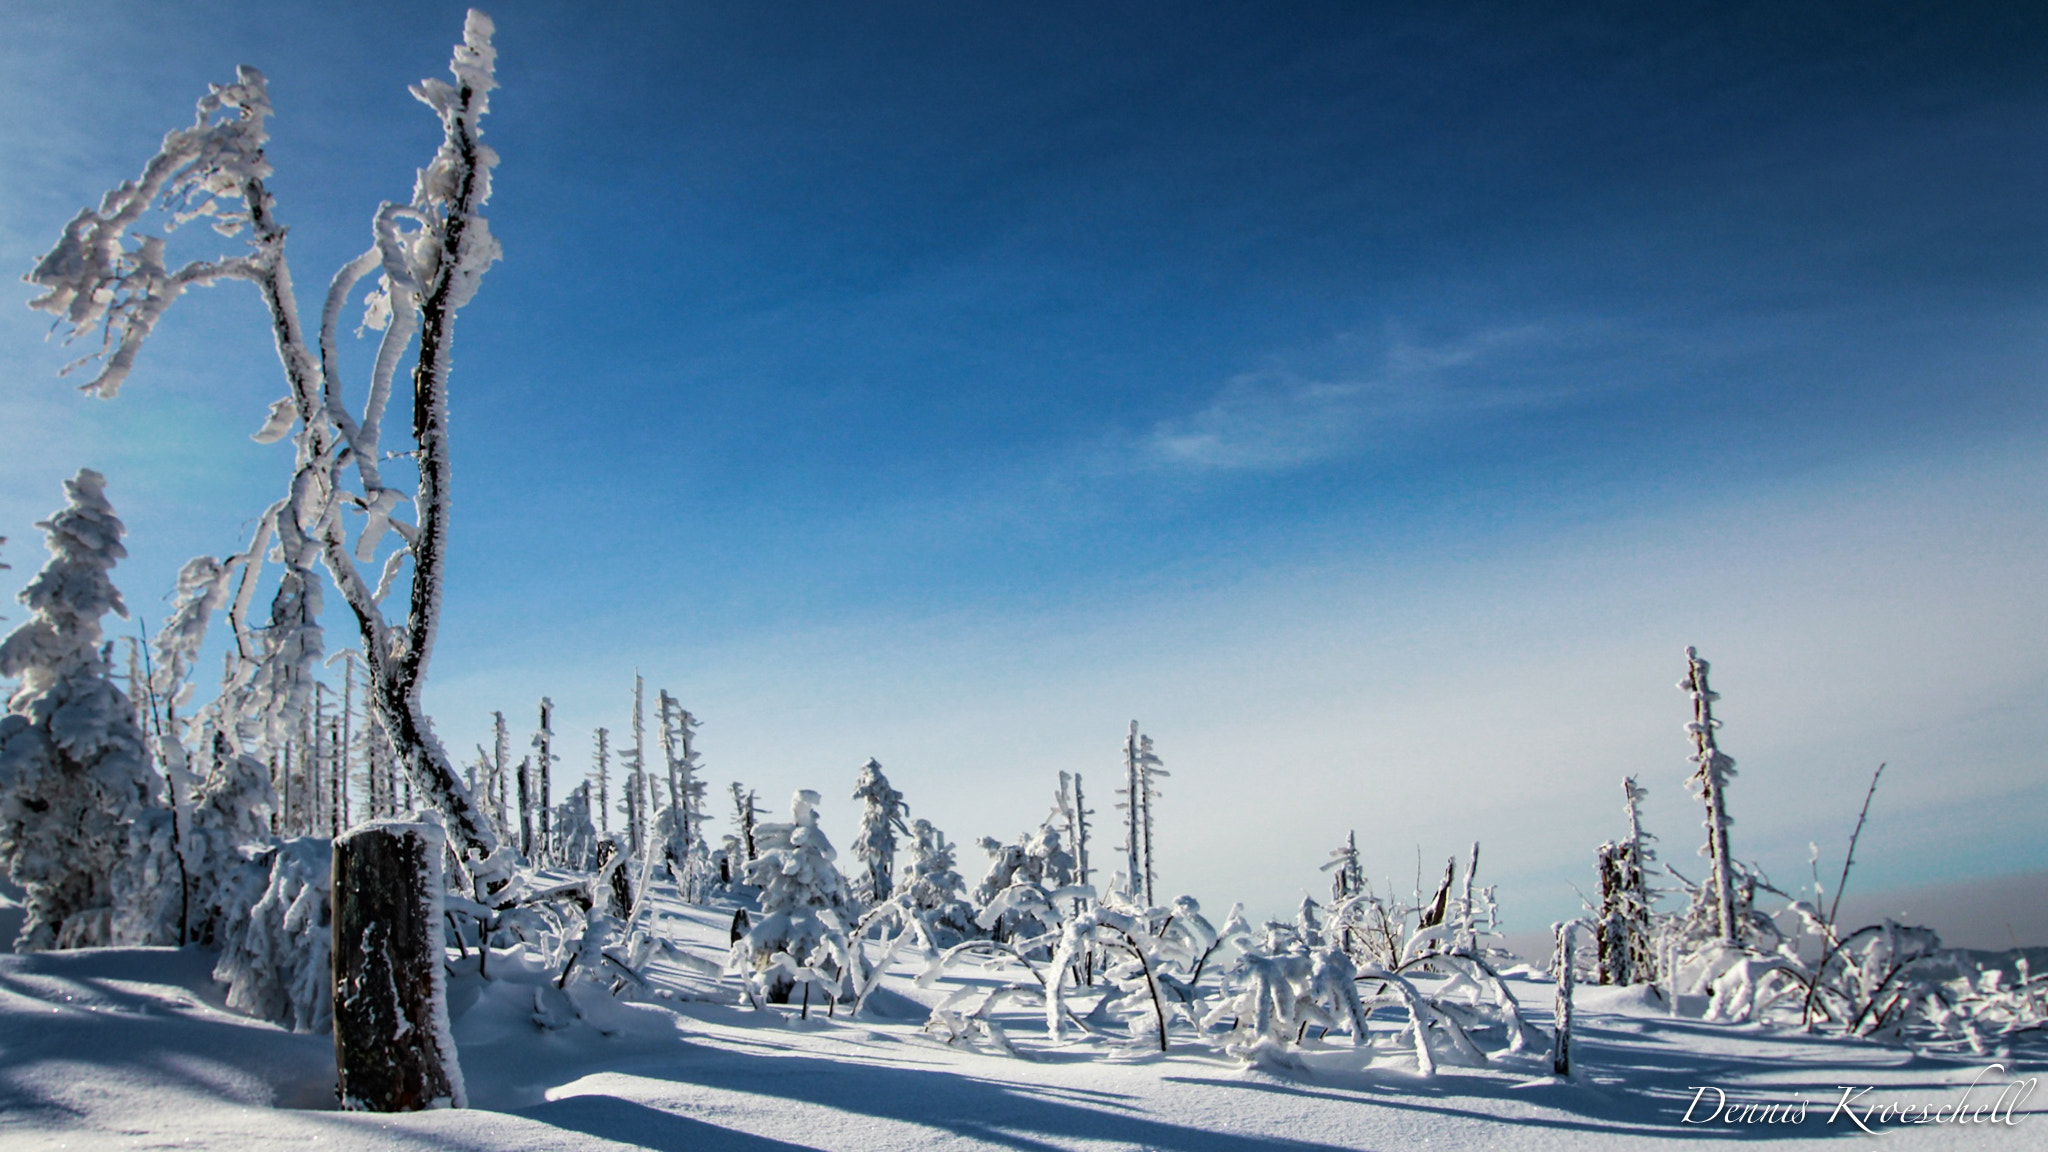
[531,697,556,866]
[731,789,853,1003]
[654,691,706,890]
[1115,721,1168,904]
[1054,771,1091,891]
[27,13,510,876]
[728,781,761,866]
[1323,831,1363,903]
[899,817,976,946]
[1595,777,1659,985]
[849,757,910,906]
[974,821,1078,944]
[489,709,511,842]
[551,779,598,870]
[591,727,611,836]
[0,470,169,949]
[621,675,647,858]
[180,731,278,945]
[1680,647,1740,945]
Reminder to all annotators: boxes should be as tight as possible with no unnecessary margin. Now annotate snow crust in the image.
[0,877,2037,1151]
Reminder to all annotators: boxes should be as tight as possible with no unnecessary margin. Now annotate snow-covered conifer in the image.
[551,780,597,870]
[1595,777,1659,985]
[849,757,910,906]
[0,470,170,949]
[1295,894,1323,948]
[213,837,331,1033]
[731,789,853,1003]
[899,817,975,945]
[973,822,1077,943]
[1323,831,1363,903]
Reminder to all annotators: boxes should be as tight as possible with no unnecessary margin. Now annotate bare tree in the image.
[1116,721,1168,905]
[26,12,509,878]
[1680,647,1739,945]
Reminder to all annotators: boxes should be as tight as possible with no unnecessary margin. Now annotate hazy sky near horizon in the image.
[2,2,2045,936]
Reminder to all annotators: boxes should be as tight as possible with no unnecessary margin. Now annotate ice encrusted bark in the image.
[24,12,509,878]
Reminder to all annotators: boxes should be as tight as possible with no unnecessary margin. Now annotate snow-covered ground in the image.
[0,888,2038,1151]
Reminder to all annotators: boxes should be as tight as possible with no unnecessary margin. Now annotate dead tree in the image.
[26,12,511,880]
[1681,647,1739,945]
[532,698,555,867]
[332,821,465,1110]
[1550,921,1576,1077]
[1117,721,1168,904]
[1417,856,1455,930]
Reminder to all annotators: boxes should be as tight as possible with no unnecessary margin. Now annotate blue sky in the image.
[3,2,2046,943]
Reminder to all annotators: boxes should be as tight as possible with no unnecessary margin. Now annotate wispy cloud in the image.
[1144,324,1571,471]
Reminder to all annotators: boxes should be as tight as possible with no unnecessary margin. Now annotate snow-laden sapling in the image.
[898,817,977,947]
[0,470,171,950]
[975,822,1078,946]
[1042,894,1228,1051]
[850,757,910,907]
[1594,777,1659,987]
[213,836,332,1032]
[550,780,599,869]
[730,789,854,1005]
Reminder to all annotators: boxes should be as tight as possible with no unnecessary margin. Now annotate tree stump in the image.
[333,821,467,1110]
[1550,922,1575,1078]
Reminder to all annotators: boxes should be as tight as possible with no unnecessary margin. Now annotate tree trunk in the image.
[333,821,466,1111]
[1550,922,1575,1077]
[594,837,634,917]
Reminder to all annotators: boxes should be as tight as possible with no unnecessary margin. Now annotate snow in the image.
[0,880,2037,1151]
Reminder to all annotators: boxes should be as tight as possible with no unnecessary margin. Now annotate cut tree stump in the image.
[333,820,467,1110]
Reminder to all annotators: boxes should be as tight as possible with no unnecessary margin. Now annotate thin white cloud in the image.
[1144,324,1569,471]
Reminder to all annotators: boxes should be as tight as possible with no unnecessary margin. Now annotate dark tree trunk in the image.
[1595,843,1620,985]
[1418,857,1456,930]
[594,837,633,917]
[333,822,465,1111]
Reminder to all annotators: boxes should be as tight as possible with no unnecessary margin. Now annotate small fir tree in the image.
[849,757,910,906]
[0,470,169,949]
[551,780,598,870]
[900,817,976,945]
[1595,777,1659,985]
[732,789,853,1003]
